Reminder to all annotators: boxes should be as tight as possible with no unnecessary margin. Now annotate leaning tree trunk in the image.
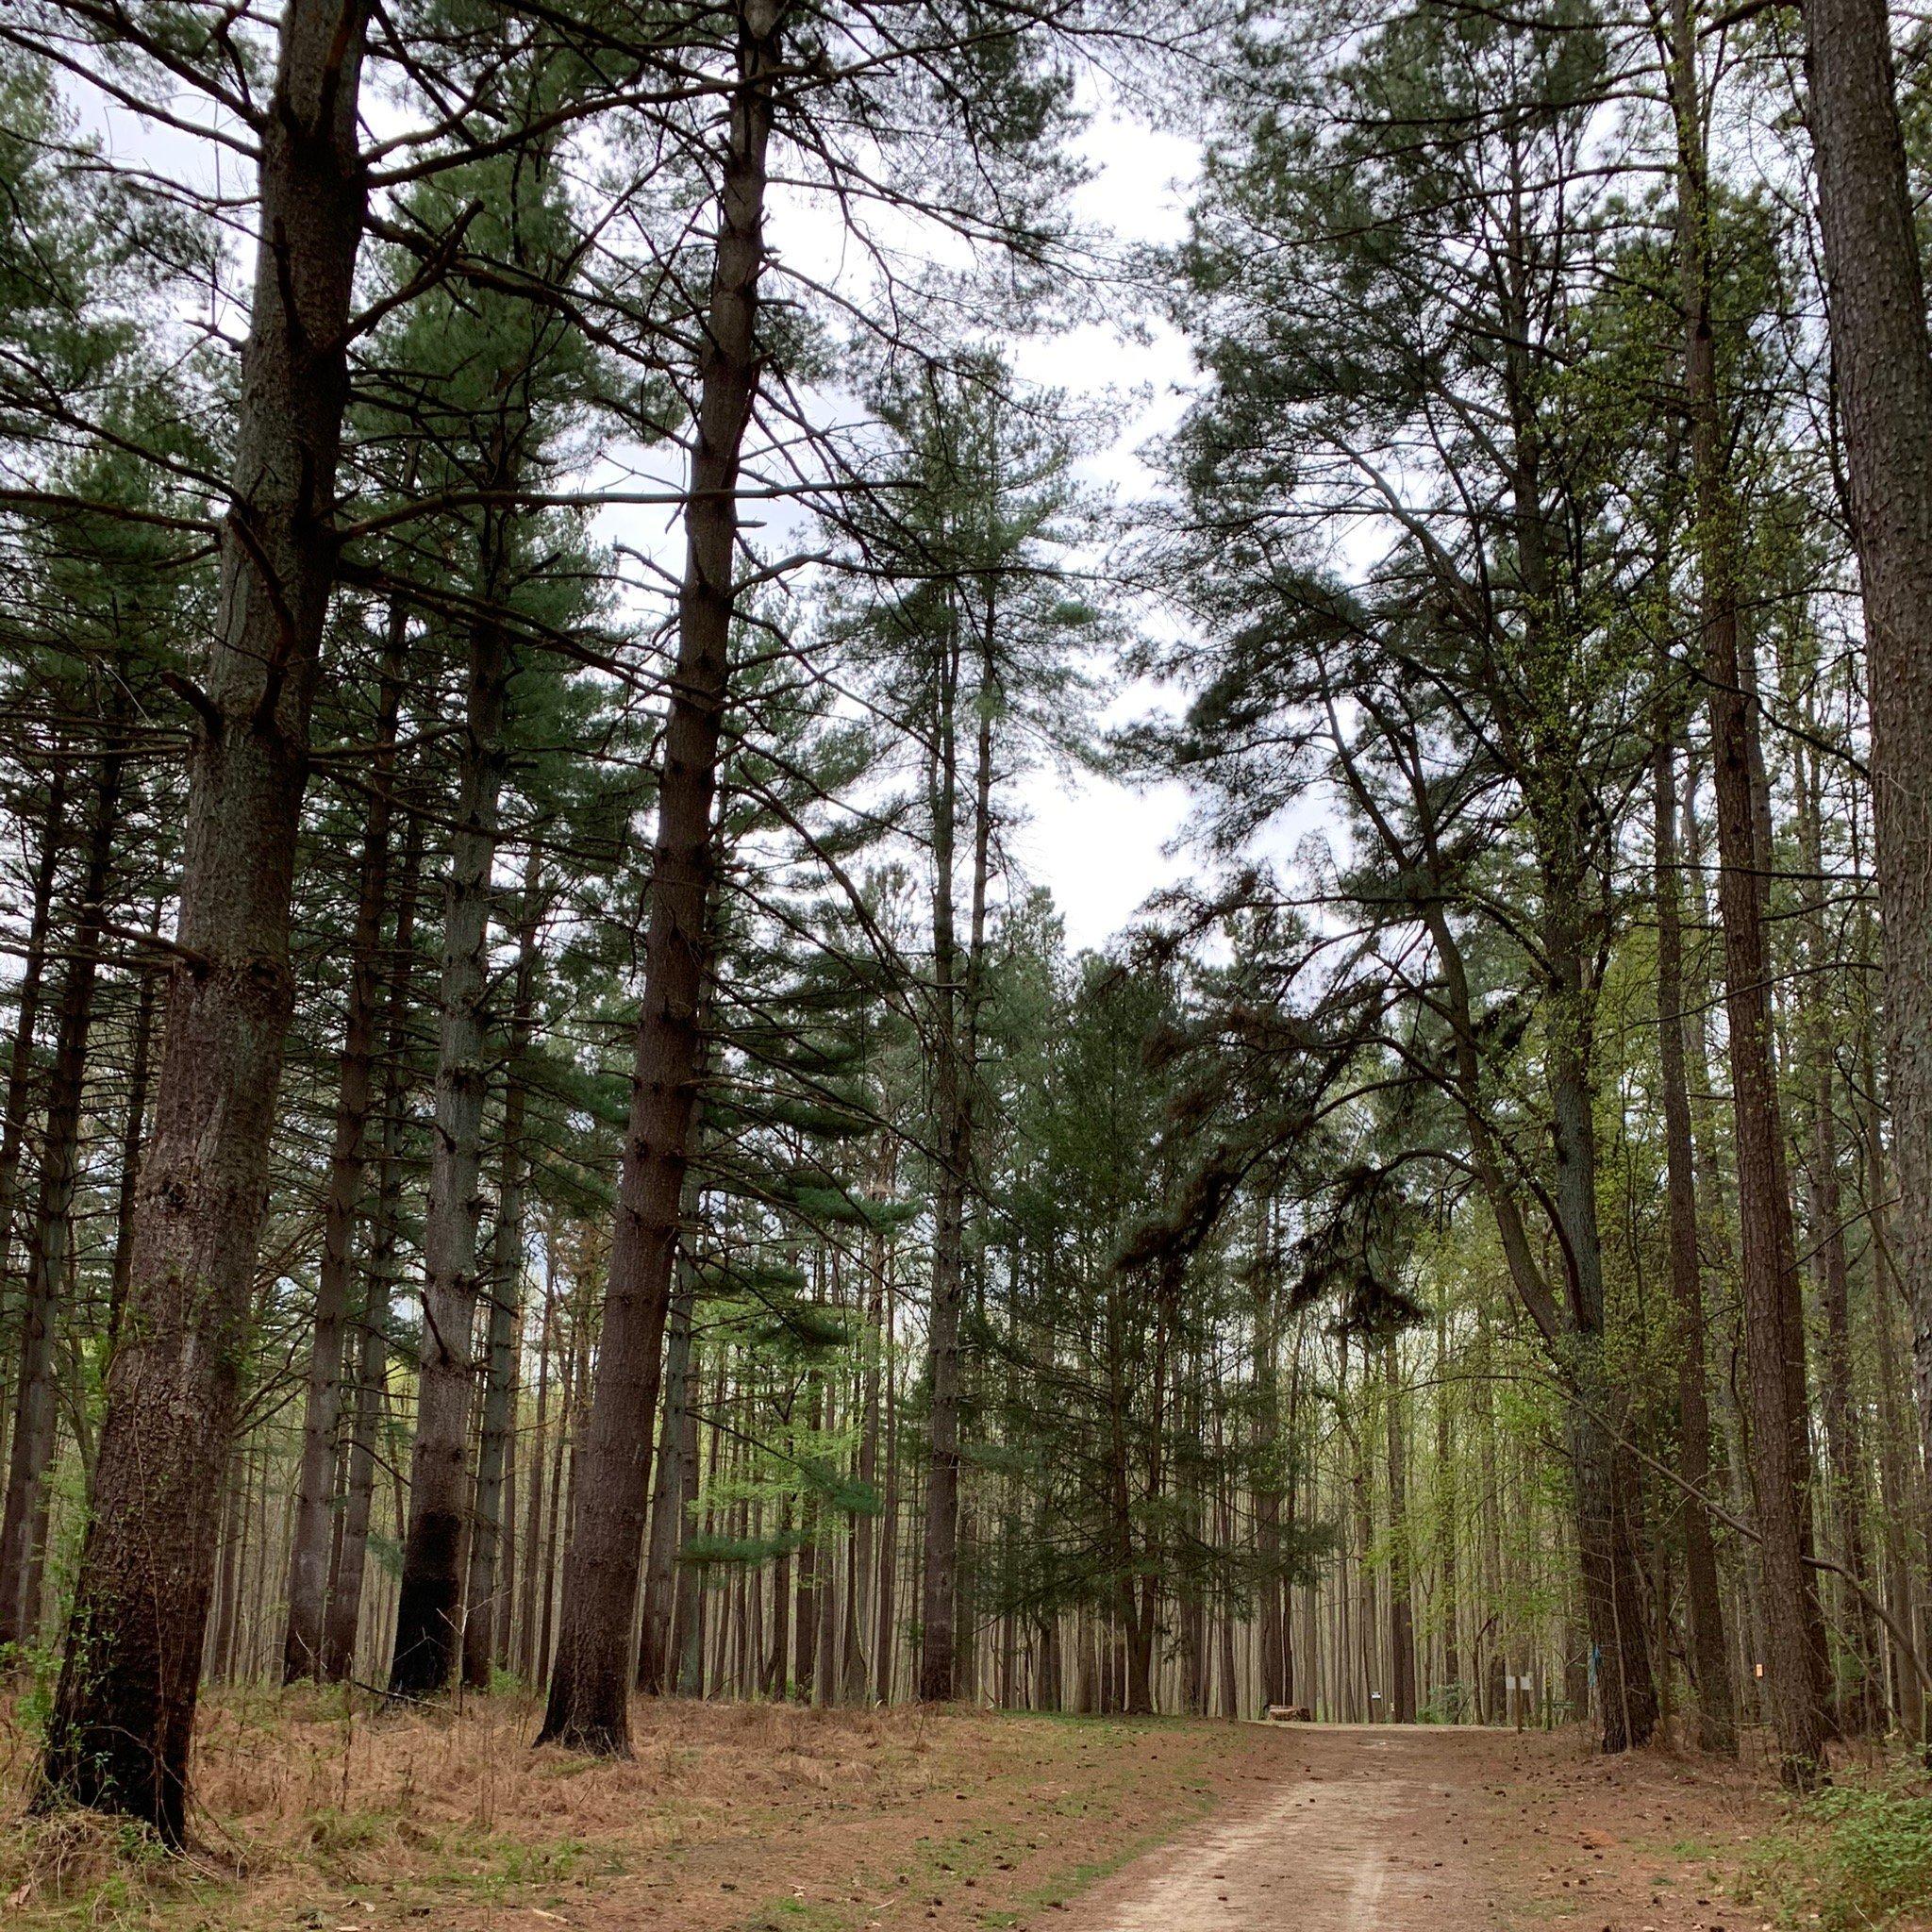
[1803,0,1932,1692]
[389,609,512,1697]
[538,0,780,1756]
[0,714,127,1647]
[37,0,370,1842]
[284,630,402,1682]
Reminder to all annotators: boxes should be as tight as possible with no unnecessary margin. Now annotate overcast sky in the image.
[1002,111,1206,955]
[74,60,1213,957]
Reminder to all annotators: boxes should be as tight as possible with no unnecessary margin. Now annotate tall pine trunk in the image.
[538,0,780,1754]
[1803,0,1932,1722]
[920,584,995,1703]
[39,0,370,1840]
[1674,0,1825,1782]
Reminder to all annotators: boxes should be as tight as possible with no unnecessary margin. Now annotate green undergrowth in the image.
[1738,1763,1932,1929]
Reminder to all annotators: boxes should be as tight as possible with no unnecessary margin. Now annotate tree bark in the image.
[390,610,512,1697]
[843,1141,891,1703]
[920,569,997,1702]
[1435,1310,1461,1718]
[1672,0,1826,1784]
[1652,695,1737,1755]
[1794,735,1884,1733]
[1861,1008,1926,1739]
[517,1243,556,1683]
[106,901,163,1355]
[636,1250,697,1695]
[284,632,403,1681]
[1254,1205,1287,1712]
[461,853,544,1692]
[39,0,369,1839]
[1384,1338,1416,1724]
[0,713,127,1647]
[920,632,968,1703]
[538,5,781,1757]
[0,760,66,1306]
[1802,0,1932,1733]
[672,1351,708,1697]
[320,802,422,1685]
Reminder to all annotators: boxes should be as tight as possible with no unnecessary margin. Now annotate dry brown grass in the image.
[0,1686,1291,1932]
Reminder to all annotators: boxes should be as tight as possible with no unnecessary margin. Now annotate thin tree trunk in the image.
[0,716,126,1646]
[535,1291,576,1688]
[920,646,968,1702]
[875,1272,900,1705]
[391,609,513,1697]
[672,1351,708,1697]
[285,634,403,1681]
[1385,1338,1416,1724]
[461,854,544,1692]
[637,1250,697,1695]
[539,1,781,1756]
[1795,736,1884,1732]
[1254,1208,1288,1709]
[517,1259,556,1684]
[518,1249,556,1683]
[1435,1311,1460,1719]
[106,902,162,1356]
[1651,657,1736,1755]
[843,1150,890,1703]
[0,761,67,1306]
[794,1374,822,1705]
[320,802,422,1685]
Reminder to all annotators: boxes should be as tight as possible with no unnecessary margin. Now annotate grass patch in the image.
[2,1690,1287,1931]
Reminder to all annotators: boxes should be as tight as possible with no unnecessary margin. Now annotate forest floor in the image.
[0,1690,1911,1932]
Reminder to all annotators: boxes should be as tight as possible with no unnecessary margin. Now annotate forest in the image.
[2,0,1932,1924]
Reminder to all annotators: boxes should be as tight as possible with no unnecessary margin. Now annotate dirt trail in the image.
[1059,1723,1762,1932]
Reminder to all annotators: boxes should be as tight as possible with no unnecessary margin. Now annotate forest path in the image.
[1057,1723,1755,1932]
[1058,1725,1490,1932]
